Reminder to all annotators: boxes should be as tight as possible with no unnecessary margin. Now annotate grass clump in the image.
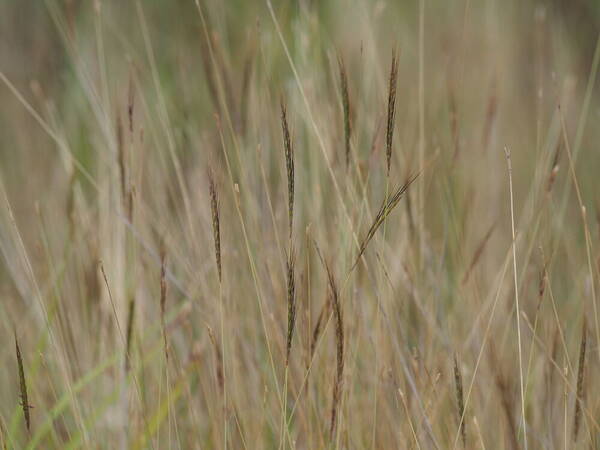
[0,0,599,448]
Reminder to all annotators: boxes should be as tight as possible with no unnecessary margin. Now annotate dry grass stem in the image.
[573,319,587,442]
[454,354,466,448]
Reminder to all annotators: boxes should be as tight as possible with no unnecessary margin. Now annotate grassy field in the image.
[1,0,600,448]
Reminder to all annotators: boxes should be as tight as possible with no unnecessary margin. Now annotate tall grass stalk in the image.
[504,147,527,449]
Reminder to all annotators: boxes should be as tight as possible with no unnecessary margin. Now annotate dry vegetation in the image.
[1,0,600,448]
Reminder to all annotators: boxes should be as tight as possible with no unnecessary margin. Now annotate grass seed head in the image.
[339,56,352,169]
[280,98,295,240]
[285,249,297,367]
[386,49,398,176]
[208,167,222,283]
[15,332,31,432]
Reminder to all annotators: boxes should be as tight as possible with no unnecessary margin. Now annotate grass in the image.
[1,0,600,448]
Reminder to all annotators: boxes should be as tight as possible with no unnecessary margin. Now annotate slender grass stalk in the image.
[559,107,600,365]
[324,261,344,442]
[207,325,225,394]
[564,365,568,450]
[546,144,560,193]
[447,76,460,161]
[490,345,519,450]
[240,52,253,135]
[159,246,168,361]
[280,249,296,450]
[462,222,496,285]
[504,147,527,450]
[208,165,227,447]
[481,80,497,150]
[116,113,127,209]
[523,260,548,421]
[417,0,425,271]
[128,71,135,135]
[0,421,7,450]
[398,390,422,450]
[310,297,330,362]
[453,354,466,448]
[573,319,587,442]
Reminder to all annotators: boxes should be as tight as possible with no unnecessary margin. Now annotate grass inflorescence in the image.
[14,332,31,433]
[385,49,398,176]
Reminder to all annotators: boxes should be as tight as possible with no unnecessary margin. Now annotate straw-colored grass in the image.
[1,0,600,448]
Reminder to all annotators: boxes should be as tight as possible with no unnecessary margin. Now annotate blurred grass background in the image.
[1,0,600,448]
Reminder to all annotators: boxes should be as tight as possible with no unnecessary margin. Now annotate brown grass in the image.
[1,1,599,447]
[324,261,344,442]
[338,56,351,169]
[352,171,420,270]
[385,49,399,176]
[14,332,30,433]
[280,98,295,240]
[453,354,466,448]
[285,249,297,367]
[573,319,587,442]
[160,245,168,361]
[207,325,224,395]
[125,296,136,372]
[208,167,222,283]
